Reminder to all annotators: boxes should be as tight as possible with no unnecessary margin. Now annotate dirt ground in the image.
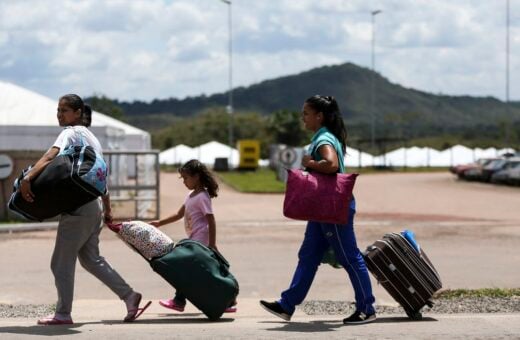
[0,171,519,306]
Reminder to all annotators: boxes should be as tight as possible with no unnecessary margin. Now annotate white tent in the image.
[193,141,239,167]
[345,147,374,167]
[473,147,498,160]
[429,145,474,167]
[497,147,516,156]
[159,144,196,165]
[0,81,153,202]
[373,146,439,167]
[0,81,150,151]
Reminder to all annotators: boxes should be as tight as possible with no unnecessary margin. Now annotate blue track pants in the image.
[279,199,375,315]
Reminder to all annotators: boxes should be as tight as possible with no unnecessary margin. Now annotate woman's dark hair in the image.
[179,159,219,198]
[305,95,347,153]
[59,94,92,127]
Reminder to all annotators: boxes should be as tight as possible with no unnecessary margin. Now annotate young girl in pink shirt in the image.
[150,159,236,313]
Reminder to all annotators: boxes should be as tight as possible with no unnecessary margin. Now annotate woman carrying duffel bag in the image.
[18,94,150,325]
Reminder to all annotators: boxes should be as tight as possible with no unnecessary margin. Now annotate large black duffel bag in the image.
[8,145,107,221]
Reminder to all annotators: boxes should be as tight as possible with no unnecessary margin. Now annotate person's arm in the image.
[207,214,217,249]
[149,204,185,227]
[19,147,60,202]
[101,193,113,224]
[301,144,339,174]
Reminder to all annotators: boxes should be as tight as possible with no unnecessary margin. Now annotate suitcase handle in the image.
[211,248,230,269]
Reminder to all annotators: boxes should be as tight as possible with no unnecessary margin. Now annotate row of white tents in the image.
[370,145,515,167]
[160,141,242,167]
[160,142,516,168]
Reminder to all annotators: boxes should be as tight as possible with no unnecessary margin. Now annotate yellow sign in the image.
[237,140,260,169]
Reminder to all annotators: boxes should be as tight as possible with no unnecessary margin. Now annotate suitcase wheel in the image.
[426,300,434,308]
[405,309,423,321]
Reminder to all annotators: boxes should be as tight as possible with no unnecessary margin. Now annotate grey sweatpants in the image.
[51,199,133,316]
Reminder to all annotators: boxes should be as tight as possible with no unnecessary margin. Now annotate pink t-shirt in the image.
[184,190,213,245]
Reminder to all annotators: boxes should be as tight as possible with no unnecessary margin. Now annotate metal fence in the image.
[104,150,160,221]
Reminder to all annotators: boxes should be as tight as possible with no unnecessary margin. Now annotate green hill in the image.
[91,62,520,149]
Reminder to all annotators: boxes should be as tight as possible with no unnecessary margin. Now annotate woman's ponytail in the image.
[305,95,347,152]
[83,104,92,127]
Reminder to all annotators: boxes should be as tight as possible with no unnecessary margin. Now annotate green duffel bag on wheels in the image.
[150,239,239,320]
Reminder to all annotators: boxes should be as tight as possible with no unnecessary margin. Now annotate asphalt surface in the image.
[0,172,519,339]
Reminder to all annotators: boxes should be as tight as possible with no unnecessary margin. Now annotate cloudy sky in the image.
[0,0,518,102]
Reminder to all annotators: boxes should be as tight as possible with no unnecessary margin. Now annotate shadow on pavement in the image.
[156,312,204,318]
[374,316,438,323]
[0,324,82,337]
[0,317,236,336]
[100,317,236,325]
[261,319,343,333]
[260,316,438,332]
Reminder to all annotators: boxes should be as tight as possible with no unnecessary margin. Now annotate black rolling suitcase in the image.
[363,232,442,320]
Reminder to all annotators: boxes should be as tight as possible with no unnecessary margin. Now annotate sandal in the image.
[158,299,185,312]
[37,316,73,325]
[124,300,152,322]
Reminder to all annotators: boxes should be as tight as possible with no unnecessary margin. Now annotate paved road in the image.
[0,299,519,339]
[1,172,519,338]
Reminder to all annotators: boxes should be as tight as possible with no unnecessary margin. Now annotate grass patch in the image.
[215,168,286,193]
[160,165,450,194]
[435,288,520,299]
[214,166,451,193]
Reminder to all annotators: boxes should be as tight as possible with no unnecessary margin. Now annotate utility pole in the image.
[220,0,233,165]
[370,10,382,151]
[505,0,510,148]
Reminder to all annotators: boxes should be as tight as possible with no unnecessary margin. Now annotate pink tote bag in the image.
[283,169,358,224]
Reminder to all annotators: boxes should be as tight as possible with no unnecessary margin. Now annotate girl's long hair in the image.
[305,95,347,153]
[179,159,219,198]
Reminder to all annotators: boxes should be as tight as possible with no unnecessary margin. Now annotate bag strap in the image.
[74,127,87,147]
[63,126,87,148]
[177,239,230,269]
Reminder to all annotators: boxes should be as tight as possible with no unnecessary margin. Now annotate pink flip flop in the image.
[124,300,152,322]
[224,306,237,313]
[37,316,73,325]
[158,299,185,312]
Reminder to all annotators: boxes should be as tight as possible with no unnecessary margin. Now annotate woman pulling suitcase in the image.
[18,94,150,325]
[260,95,376,324]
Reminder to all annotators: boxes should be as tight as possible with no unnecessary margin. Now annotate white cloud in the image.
[0,0,518,101]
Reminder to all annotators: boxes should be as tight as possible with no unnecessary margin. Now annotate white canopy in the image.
[345,147,374,167]
[194,141,239,167]
[0,81,150,151]
[159,141,240,168]
[378,147,441,167]
[159,144,195,165]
